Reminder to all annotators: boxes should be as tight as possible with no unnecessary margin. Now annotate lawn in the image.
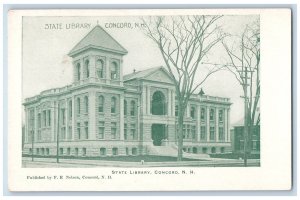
[23,154,206,162]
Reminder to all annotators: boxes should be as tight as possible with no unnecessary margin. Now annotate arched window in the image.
[151,91,166,115]
[96,59,104,79]
[85,60,90,78]
[98,95,104,112]
[111,62,118,80]
[124,100,127,115]
[111,97,116,113]
[130,101,135,116]
[190,106,196,119]
[84,96,89,113]
[77,98,81,114]
[76,63,81,81]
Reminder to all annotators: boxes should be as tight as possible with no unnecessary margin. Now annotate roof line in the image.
[68,25,128,56]
[95,25,128,54]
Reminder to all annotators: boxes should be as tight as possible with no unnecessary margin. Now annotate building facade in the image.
[23,25,232,157]
[231,124,260,156]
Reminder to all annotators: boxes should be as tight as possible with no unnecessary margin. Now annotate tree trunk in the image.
[177,114,184,161]
[177,102,185,161]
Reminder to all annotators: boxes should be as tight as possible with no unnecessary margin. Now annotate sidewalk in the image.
[22,157,260,168]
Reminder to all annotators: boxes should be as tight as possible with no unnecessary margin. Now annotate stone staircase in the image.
[147,145,210,160]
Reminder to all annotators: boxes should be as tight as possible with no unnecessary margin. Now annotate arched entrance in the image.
[151,91,166,115]
[151,124,165,146]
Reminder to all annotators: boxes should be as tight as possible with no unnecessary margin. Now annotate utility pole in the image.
[239,66,252,167]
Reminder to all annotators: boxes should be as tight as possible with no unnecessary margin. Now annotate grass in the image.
[209,153,260,159]
[22,154,206,162]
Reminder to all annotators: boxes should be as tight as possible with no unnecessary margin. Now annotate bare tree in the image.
[222,19,260,166]
[141,16,226,161]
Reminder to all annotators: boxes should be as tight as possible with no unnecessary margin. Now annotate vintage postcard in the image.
[8,9,292,191]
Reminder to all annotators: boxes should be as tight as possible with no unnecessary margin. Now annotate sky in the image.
[22,15,259,125]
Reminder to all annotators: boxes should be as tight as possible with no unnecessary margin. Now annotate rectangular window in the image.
[240,140,244,151]
[77,123,81,139]
[47,110,51,126]
[38,113,41,128]
[61,108,66,125]
[200,108,205,120]
[183,125,186,139]
[209,126,215,141]
[68,126,72,139]
[131,124,136,140]
[200,126,206,140]
[82,148,86,156]
[219,110,223,122]
[61,127,66,139]
[98,121,105,139]
[111,122,117,139]
[218,127,224,141]
[43,110,47,127]
[190,107,195,119]
[37,130,41,141]
[191,125,196,139]
[187,125,191,139]
[124,123,128,140]
[175,105,178,116]
[209,109,214,121]
[252,141,257,150]
[84,122,88,139]
[69,100,72,119]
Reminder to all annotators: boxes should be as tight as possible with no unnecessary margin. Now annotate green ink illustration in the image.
[22,15,260,167]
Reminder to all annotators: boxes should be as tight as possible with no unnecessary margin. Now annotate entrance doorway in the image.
[151,124,165,146]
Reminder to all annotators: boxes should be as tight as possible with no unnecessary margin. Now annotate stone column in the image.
[227,108,231,142]
[25,108,28,143]
[186,103,190,118]
[224,108,228,142]
[168,89,172,116]
[142,86,147,115]
[89,55,96,81]
[206,106,210,142]
[65,99,68,140]
[215,107,219,142]
[119,59,123,86]
[72,96,75,140]
[52,101,56,142]
[106,57,110,83]
[147,86,151,115]
[34,107,37,142]
[80,58,84,82]
[196,105,201,141]
[89,91,96,140]
[119,94,124,140]
[171,90,174,116]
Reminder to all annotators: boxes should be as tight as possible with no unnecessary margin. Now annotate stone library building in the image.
[23,25,232,157]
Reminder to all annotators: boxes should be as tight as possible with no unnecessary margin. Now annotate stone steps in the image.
[148,145,210,159]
